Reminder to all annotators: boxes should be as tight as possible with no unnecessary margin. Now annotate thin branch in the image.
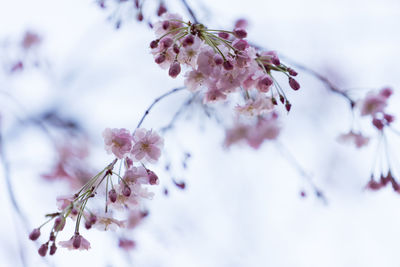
[282,57,355,108]
[180,0,199,24]
[275,141,328,205]
[135,87,186,131]
[160,93,198,133]
[0,125,28,267]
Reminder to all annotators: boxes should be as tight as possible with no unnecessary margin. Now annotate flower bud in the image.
[54,216,65,231]
[232,39,249,51]
[38,243,48,257]
[182,35,194,47]
[289,77,300,90]
[218,32,229,39]
[157,3,167,16]
[150,40,159,49]
[109,189,117,203]
[258,75,273,92]
[49,244,57,255]
[223,60,234,70]
[162,21,170,30]
[372,118,384,130]
[29,228,41,241]
[72,234,81,249]
[168,61,181,78]
[285,102,292,112]
[155,54,166,64]
[160,37,173,48]
[288,68,298,76]
[233,28,247,39]
[122,185,132,197]
[147,170,159,185]
[214,54,223,65]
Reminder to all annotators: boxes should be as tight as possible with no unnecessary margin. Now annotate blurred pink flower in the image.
[103,128,132,159]
[131,129,163,163]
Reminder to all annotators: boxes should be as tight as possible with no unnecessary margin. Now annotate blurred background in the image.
[1,0,400,266]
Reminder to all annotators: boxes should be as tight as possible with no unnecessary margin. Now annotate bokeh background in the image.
[1,0,400,266]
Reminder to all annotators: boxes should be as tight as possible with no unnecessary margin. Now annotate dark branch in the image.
[276,141,328,205]
[135,87,186,131]
[181,0,199,24]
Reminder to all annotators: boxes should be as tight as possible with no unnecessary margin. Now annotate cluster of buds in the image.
[150,13,299,109]
[365,171,400,193]
[150,13,300,149]
[30,128,163,256]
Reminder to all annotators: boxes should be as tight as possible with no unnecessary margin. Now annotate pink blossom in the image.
[338,131,370,148]
[235,97,274,116]
[184,70,206,91]
[56,195,75,210]
[131,129,163,163]
[21,31,41,50]
[224,123,249,147]
[123,166,149,184]
[93,214,125,231]
[359,92,387,116]
[103,128,132,159]
[153,13,184,38]
[59,234,91,250]
[246,116,280,149]
[119,239,136,250]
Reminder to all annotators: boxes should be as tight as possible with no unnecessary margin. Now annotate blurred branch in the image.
[135,86,185,131]
[160,93,198,133]
[0,123,28,267]
[275,141,328,204]
[181,0,199,23]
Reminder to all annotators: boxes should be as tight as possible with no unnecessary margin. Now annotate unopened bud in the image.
[162,21,169,30]
[155,54,166,64]
[38,243,48,257]
[49,244,57,255]
[122,185,131,197]
[157,3,167,16]
[150,40,159,49]
[168,61,181,78]
[233,28,247,39]
[223,60,234,70]
[182,35,194,47]
[109,189,117,203]
[289,77,300,90]
[29,228,41,241]
[218,32,229,39]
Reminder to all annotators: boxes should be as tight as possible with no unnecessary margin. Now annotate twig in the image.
[275,141,328,204]
[0,125,28,267]
[135,87,185,131]
[181,0,199,24]
[160,93,198,133]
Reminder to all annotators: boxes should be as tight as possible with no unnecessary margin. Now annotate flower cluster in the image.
[151,13,299,108]
[150,13,299,148]
[358,87,395,130]
[30,128,163,256]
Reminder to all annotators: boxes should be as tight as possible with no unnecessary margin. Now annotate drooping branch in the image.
[135,86,185,131]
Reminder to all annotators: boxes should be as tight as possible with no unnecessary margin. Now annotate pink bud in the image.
[160,37,173,48]
[279,95,285,104]
[258,75,273,92]
[182,35,194,47]
[54,216,65,231]
[85,220,92,229]
[72,234,81,249]
[233,28,247,39]
[29,228,41,241]
[90,215,97,224]
[372,118,384,130]
[232,39,249,51]
[168,61,181,78]
[285,102,292,112]
[49,244,57,255]
[162,21,170,30]
[384,113,395,124]
[122,185,131,197]
[223,60,234,70]
[235,18,248,29]
[38,243,48,257]
[109,189,117,203]
[289,77,300,90]
[380,87,393,98]
[218,32,229,39]
[214,54,223,65]
[155,54,166,64]
[150,40,159,49]
[288,68,298,76]
[136,12,143,22]
[157,3,167,16]
[173,43,180,54]
[147,170,159,185]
